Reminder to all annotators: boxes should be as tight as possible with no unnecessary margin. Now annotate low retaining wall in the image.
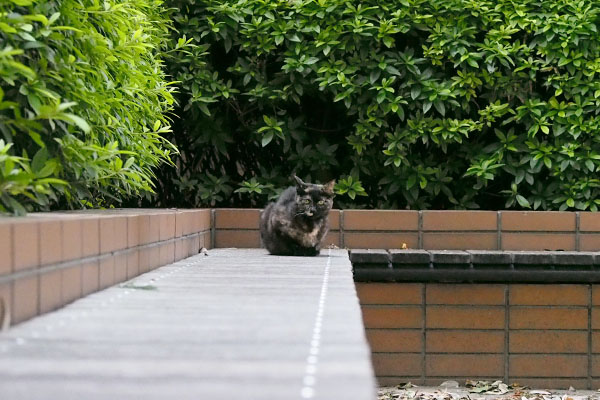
[357,282,600,389]
[3,207,600,388]
[213,209,600,251]
[0,209,211,326]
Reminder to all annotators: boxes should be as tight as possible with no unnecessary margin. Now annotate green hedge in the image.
[161,0,600,210]
[0,0,175,214]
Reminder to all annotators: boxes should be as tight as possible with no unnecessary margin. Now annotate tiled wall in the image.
[357,283,600,389]
[0,209,211,327]
[213,209,600,251]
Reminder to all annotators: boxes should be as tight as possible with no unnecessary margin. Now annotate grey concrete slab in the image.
[0,249,376,400]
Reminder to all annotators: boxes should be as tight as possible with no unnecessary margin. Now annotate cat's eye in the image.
[304,199,310,204]
[318,200,325,205]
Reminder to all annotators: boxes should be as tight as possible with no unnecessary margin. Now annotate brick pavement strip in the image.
[0,249,376,400]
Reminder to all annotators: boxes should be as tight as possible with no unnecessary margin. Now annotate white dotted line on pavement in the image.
[300,248,332,399]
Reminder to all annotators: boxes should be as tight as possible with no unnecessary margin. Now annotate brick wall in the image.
[213,209,600,251]
[0,209,211,327]
[357,282,600,389]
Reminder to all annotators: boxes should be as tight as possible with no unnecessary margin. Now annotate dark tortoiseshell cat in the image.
[260,176,335,256]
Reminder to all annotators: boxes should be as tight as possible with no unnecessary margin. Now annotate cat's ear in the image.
[294,175,308,193]
[294,175,306,187]
[323,179,336,196]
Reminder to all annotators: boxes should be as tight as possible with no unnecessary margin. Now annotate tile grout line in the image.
[504,284,509,383]
[300,248,331,399]
[340,210,345,249]
[422,283,426,383]
[576,212,581,251]
[497,211,502,250]
[588,284,592,389]
[418,211,423,249]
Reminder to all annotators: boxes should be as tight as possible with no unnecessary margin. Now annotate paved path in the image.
[0,249,376,400]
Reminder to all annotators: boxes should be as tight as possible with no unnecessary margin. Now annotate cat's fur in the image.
[260,176,335,256]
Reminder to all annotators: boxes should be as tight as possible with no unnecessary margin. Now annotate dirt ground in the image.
[378,381,600,400]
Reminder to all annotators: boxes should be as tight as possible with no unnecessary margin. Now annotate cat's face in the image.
[294,176,335,219]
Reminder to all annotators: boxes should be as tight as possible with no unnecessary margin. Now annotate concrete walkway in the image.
[0,249,376,400]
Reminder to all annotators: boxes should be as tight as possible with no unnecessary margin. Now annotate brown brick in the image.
[113,216,127,251]
[593,287,600,306]
[426,306,505,329]
[592,308,600,329]
[13,221,39,271]
[589,356,600,376]
[501,233,576,251]
[426,284,504,305]
[82,217,99,257]
[426,354,503,377]
[361,306,422,329]
[580,234,600,251]
[343,232,419,249]
[0,223,12,276]
[215,230,261,248]
[12,276,38,323]
[343,210,418,231]
[39,220,62,265]
[514,378,588,390]
[174,212,183,238]
[61,266,82,304]
[329,209,340,230]
[99,256,115,289]
[127,250,140,280]
[322,231,340,247]
[511,307,587,330]
[502,211,576,232]
[138,215,151,245]
[81,261,99,296]
[0,283,13,327]
[510,284,588,306]
[174,239,185,261]
[99,217,117,253]
[356,283,423,305]
[372,353,422,377]
[61,219,82,261]
[159,243,175,266]
[39,270,62,314]
[148,246,160,270]
[422,232,498,250]
[114,254,127,283]
[366,329,422,352]
[148,214,160,243]
[510,354,587,377]
[426,331,504,353]
[215,209,260,229]
[138,248,150,274]
[580,212,600,232]
[204,231,212,249]
[159,213,175,241]
[511,331,587,353]
[176,211,190,237]
[422,211,497,231]
[195,209,212,232]
[127,215,140,247]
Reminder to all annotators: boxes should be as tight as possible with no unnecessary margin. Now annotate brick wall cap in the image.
[430,250,470,265]
[468,250,512,265]
[512,251,555,265]
[349,249,390,264]
[551,251,595,265]
[389,249,431,264]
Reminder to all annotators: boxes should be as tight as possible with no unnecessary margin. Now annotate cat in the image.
[260,176,335,256]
